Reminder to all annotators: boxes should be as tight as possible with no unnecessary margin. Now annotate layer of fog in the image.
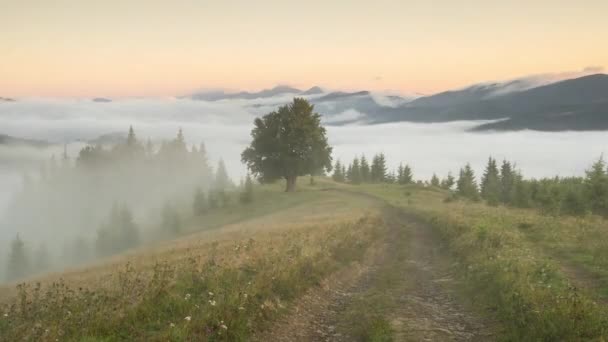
[2,97,608,281]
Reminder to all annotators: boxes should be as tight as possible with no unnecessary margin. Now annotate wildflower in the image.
[185,316,191,321]
[238,306,245,311]
[209,300,217,306]
[208,291,214,296]
[185,293,191,300]
[3,313,7,317]
[221,324,228,330]
[170,322,176,328]
[243,293,248,299]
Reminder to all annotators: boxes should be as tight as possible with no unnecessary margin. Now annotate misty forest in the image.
[4,2,608,340]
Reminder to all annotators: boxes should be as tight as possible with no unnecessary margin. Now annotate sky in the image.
[1,0,607,97]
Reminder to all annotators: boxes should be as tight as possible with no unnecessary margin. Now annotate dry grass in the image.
[0,184,386,341]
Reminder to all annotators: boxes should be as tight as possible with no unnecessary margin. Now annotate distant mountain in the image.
[371,74,608,131]
[191,85,302,101]
[0,134,49,147]
[188,74,608,131]
[0,97,16,102]
[92,97,112,103]
[301,86,324,95]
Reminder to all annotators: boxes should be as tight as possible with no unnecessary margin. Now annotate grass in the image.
[349,181,608,340]
[7,177,608,340]
[0,182,386,341]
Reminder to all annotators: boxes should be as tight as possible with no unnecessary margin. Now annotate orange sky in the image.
[1,0,607,97]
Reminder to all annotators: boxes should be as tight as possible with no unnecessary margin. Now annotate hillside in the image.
[373,74,608,131]
[5,179,608,340]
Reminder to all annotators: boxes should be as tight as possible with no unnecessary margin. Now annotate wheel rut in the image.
[259,200,496,341]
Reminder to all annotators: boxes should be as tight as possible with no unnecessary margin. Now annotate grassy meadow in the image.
[4,179,608,340]
[352,181,608,340]
[0,182,387,341]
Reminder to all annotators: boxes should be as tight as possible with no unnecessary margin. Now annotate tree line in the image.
[332,153,608,218]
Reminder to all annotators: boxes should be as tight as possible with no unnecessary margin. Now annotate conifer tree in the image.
[198,142,213,180]
[481,157,501,205]
[512,173,532,208]
[350,157,361,184]
[457,163,479,200]
[500,160,516,205]
[585,156,608,215]
[240,174,254,204]
[7,234,29,281]
[441,172,455,190]
[401,164,413,184]
[430,174,440,187]
[193,187,208,215]
[127,126,137,147]
[332,160,344,182]
[346,163,353,182]
[371,153,387,182]
[215,159,232,190]
[360,155,370,182]
[96,205,140,256]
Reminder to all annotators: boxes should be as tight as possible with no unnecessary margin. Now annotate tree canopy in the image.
[241,98,332,192]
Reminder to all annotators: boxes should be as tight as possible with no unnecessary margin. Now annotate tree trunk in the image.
[285,175,297,192]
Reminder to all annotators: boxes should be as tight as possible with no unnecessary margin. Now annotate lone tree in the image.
[241,98,332,192]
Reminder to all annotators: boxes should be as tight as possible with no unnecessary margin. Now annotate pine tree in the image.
[401,164,413,184]
[371,153,387,182]
[512,174,532,208]
[199,142,213,181]
[240,174,254,204]
[193,187,208,215]
[500,160,516,205]
[481,157,501,206]
[332,160,344,182]
[7,234,29,281]
[457,163,479,201]
[430,174,440,187]
[350,157,361,184]
[360,155,370,182]
[585,156,608,215]
[96,205,140,256]
[441,172,455,190]
[127,126,137,147]
[215,159,231,190]
[346,163,353,182]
